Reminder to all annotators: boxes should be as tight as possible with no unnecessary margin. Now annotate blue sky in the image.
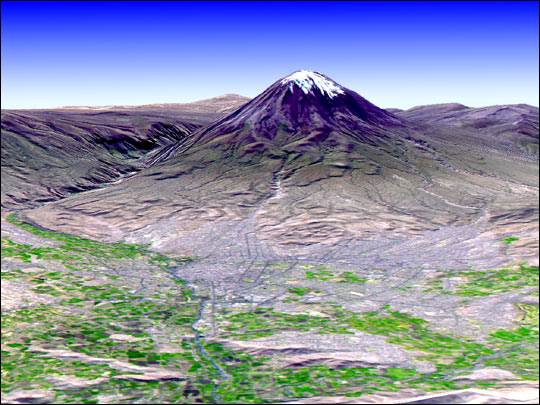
[2,1,538,109]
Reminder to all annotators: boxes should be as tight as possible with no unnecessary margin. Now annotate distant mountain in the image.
[175,94,251,114]
[21,71,538,253]
[401,103,470,116]
[394,103,539,155]
[58,94,251,125]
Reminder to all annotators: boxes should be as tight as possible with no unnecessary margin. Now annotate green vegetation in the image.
[483,302,539,380]
[216,301,538,381]
[202,343,484,402]
[516,303,539,325]
[2,215,209,403]
[424,264,538,296]
[2,215,538,402]
[337,272,367,283]
[287,287,320,296]
[218,307,353,339]
[305,269,333,280]
[1,266,217,403]
[501,237,519,245]
[305,269,366,284]
[4,213,192,270]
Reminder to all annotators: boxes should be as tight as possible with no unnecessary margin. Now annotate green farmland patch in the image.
[306,270,366,284]
[425,264,538,296]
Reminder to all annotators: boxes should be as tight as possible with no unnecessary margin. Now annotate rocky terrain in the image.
[1,110,201,210]
[394,103,539,156]
[1,71,538,404]
[1,95,250,210]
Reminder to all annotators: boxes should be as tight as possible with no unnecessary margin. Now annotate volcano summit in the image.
[281,70,345,97]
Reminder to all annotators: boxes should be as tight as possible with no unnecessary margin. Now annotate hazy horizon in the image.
[2,90,540,112]
[2,1,539,109]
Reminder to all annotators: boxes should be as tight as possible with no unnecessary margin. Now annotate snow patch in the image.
[281,70,345,98]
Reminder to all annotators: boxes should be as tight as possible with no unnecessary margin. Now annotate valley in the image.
[1,71,538,404]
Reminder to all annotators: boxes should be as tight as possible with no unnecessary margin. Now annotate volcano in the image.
[19,71,538,255]
[148,70,525,167]
[148,70,407,165]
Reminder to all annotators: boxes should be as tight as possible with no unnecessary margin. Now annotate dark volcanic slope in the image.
[395,103,539,155]
[21,71,538,259]
[1,109,201,209]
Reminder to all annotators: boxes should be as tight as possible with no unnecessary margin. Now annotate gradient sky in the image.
[2,1,538,109]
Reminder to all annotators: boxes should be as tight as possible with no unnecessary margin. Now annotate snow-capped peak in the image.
[281,70,345,98]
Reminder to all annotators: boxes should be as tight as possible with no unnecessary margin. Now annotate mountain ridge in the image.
[17,70,538,255]
[44,94,251,112]
[394,103,539,155]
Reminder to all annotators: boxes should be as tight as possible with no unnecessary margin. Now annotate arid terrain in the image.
[2,71,538,404]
